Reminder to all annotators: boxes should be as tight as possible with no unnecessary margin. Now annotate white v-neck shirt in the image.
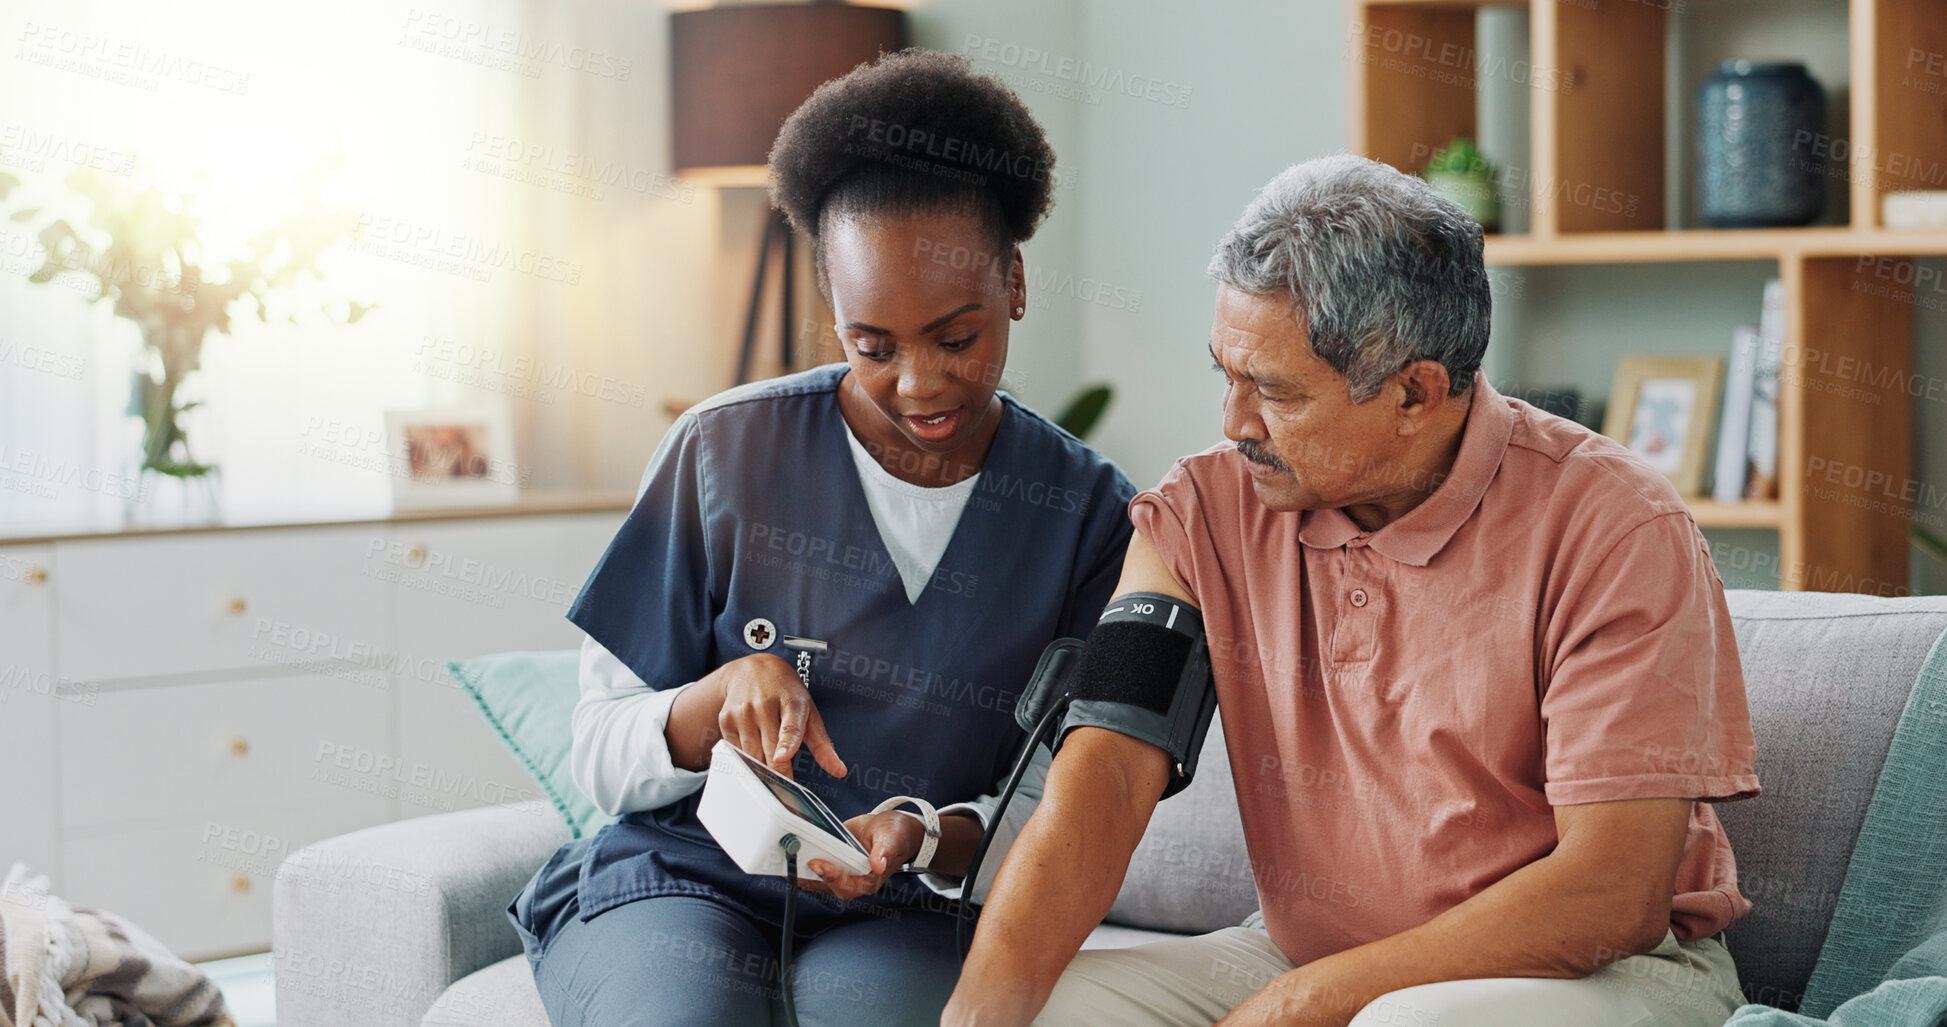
[840,424,980,604]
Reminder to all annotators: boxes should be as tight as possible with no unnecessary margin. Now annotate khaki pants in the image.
[1034,917,1745,1027]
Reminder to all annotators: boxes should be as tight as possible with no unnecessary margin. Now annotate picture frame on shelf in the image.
[1602,356,1725,498]
[383,405,521,509]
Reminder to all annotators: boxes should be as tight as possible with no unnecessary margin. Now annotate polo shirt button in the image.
[1350,588,1368,608]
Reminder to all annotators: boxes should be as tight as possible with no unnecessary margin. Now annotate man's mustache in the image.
[1235,439,1289,472]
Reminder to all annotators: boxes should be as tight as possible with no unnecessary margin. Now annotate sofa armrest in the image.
[273,801,571,1027]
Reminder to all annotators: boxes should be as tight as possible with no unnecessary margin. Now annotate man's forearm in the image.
[948,730,1171,1025]
[1303,850,1668,1011]
[1220,798,1691,1027]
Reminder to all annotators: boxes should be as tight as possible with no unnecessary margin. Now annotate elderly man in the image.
[941,155,1760,1027]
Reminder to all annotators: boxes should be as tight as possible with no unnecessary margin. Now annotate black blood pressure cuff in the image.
[1028,593,1218,801]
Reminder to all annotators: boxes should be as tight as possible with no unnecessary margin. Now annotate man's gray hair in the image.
[1208,154,1491,401]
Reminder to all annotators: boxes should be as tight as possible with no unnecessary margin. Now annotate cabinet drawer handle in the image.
[229,874,251,894]
[229,737,250,757]
[24,566,47,585]
[407,544,428,565]
[227,596,247,615]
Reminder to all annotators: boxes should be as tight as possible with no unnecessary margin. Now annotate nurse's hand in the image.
[801,810,924,901]
[709,653,847,779]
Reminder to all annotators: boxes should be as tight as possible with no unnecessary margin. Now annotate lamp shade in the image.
[671,4,906,182]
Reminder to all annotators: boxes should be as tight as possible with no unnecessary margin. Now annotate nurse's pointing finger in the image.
[803,705,847,779]
[773,693,811,772]
[757,696,785,775]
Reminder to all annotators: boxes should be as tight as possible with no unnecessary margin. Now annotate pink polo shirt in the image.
[1130,377,1760,968]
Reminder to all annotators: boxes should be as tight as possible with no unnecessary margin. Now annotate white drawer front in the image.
[0,544,60,877]
[55,528,390,682]
[59,675,392,831]
[61,802,391,961]
[388,512,619,661]
[0,544,54,678]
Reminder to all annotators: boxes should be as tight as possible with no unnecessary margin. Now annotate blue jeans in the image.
[516,892,962,1027]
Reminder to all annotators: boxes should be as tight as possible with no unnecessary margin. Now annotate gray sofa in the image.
[273,590,1947,1026]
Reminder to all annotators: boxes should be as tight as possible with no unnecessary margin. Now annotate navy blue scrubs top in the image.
[565,364,1135,933]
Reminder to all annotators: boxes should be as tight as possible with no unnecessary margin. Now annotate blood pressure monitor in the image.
[697,739,873,879]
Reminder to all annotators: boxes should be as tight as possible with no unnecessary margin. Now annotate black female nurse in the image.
[510,50,1135,1026]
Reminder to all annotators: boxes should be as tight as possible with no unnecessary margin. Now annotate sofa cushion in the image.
[1717,590,1947,1011]
[423,956,548,1027]
[447,651,612,839]
[1107,710,1258,935]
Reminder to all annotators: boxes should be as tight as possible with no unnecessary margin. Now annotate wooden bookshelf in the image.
[1485,228,1947,266]
[1352,0,1939,594]
[1687,500,1786,532]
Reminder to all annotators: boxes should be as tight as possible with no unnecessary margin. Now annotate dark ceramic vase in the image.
[1699,61,1826,228]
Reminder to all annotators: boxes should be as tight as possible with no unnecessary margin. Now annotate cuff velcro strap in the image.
[871,795,941,872]
[1056,593,1218,801]
[1058,701,1174,756]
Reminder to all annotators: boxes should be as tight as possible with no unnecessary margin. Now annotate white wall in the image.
[907,1,1089,415]
[1059,2,1528,491]
[1068,2,1347,489]
[510,0,731,493]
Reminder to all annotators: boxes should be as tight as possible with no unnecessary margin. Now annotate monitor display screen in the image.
[731,746,868,855]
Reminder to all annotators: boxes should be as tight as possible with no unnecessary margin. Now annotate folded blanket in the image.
[1726,625,1947,1027]
[0,863,233,1027]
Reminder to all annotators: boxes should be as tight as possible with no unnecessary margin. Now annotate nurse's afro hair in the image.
[767,49,1057,259]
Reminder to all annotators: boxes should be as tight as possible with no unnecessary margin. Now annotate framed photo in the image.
[1602,356,1724,497]
[383,405,520,509]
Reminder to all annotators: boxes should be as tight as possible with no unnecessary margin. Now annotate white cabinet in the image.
[388,518,613,659]
[389,517,613,820]
[56,528,390,682]
[61,802,390,960]
[0,544,54,677]
[58,675,393,831]
[0,544,59,877]
[9,505,626,960]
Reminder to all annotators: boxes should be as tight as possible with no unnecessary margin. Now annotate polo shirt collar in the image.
[1297,375,1515,566]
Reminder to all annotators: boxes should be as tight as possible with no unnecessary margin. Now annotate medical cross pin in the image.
[743,618,776,650]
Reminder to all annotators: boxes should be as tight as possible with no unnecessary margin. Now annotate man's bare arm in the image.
[941,529,1191,1027]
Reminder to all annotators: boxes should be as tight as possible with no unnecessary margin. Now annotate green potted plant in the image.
[1423,136,1501,232]
[1054,384,1113,440]
[0,155,370,514]
[1918,526,1947,568]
